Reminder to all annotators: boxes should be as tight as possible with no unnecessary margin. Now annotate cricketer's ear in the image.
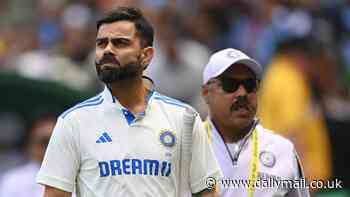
[201,84,210,104]
[141,46,154,70]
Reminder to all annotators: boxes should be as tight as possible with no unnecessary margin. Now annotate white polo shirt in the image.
[205,118,310,197]
[37,87,222,197]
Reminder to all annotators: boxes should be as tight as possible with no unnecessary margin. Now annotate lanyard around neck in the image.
[204,119,260,197]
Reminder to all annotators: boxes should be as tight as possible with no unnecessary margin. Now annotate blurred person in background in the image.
[146,6,210,116]
[0,112,26,178]
[226,0,277,66]
[37,0,65,50]
[0,114,56,197]
[185,0,233,51]
[258,37,333,190]
[14,2,97,91]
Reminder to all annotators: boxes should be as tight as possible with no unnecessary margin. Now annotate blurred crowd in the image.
[1,0,350,196]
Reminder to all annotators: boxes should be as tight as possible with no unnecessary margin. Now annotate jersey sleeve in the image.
[36,116,80,192]
[189,114,223,193]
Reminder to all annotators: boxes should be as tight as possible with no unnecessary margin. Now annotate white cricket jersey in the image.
[36,87,222,197]
[205,118,310,197]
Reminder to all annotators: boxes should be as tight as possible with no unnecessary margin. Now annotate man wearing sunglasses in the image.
[202,48,310,196]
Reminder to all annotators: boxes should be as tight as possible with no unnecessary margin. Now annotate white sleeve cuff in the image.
[36,173,74,193]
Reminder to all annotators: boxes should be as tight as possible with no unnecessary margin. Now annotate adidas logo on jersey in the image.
[96,132,113,143]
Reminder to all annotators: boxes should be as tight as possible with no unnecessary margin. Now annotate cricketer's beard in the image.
[95,58,141,84]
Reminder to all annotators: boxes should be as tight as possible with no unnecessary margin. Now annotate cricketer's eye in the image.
[110,38,130,48]
[96,38,108,48]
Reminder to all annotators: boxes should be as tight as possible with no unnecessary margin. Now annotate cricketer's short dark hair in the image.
[96,7,154,48]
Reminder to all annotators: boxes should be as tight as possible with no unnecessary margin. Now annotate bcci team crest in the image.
[159,130,176,148]
[259,151,276,168]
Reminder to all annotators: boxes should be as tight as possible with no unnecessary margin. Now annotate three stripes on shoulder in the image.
[61,94,104,119]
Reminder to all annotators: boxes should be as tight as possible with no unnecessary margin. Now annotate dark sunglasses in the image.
[215,77,258,93]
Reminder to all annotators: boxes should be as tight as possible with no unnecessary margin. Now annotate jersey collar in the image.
[101,82,155,125]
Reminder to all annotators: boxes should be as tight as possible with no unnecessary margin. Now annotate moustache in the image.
[95,54,120,66]
[230,96,252,112]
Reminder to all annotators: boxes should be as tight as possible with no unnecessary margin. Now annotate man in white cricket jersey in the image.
[37,7,222,197]
[201,48,310,196]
